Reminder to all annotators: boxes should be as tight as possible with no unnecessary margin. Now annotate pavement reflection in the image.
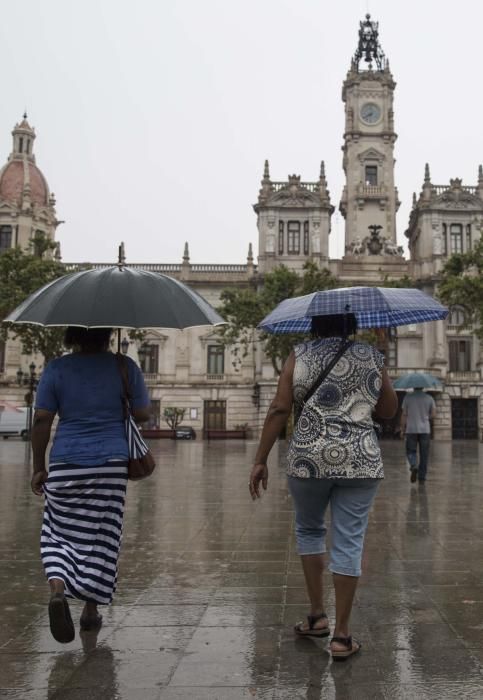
[0,438,483,698]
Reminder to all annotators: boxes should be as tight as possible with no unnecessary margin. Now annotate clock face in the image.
[360,102,381,124]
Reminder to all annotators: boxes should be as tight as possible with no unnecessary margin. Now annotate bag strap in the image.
[302,338,353,408]
[115,352,132,419]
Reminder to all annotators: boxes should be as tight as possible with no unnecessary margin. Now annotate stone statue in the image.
[383,239,400,256]
[350,236,364,255]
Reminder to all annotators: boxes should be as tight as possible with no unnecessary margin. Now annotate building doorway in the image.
[451,398,478,439]
[203,400,226,433]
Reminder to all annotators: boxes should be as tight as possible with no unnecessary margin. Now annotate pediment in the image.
[199,329,223,347]
[434,191,483,210]
[267,188,320,208]
[0,200,17,213]
[358,148,386,164]
[140,330,170,349]
[34,205,52,215]
[143,330,169,342]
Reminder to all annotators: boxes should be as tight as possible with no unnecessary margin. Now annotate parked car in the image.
[173,425,196,440]
[0,406,29,439]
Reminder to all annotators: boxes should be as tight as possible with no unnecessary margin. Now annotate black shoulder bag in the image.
[116,353,156,481]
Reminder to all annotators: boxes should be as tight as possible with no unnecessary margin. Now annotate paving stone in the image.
[2,440,483,696]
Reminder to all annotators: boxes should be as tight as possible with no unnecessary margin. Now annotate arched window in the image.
[448,306,466,328]
[0,226,12,251]
[303,221,309,255]
[287,222,300,254]
[365,165,377,186]
[207,345,224,376]
[278,221,284,255]
[450,224,463,254]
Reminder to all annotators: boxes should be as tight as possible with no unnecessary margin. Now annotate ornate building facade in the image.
[1,15,482,440]
[0,115,59,252]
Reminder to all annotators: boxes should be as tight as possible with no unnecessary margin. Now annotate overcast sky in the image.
[1,0,482,264]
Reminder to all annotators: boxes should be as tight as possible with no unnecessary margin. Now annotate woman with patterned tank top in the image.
[249,314,397,660]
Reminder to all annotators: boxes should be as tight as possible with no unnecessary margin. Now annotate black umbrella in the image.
[5,265,225,331]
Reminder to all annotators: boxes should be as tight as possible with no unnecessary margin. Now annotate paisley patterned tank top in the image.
[287,337,385,479]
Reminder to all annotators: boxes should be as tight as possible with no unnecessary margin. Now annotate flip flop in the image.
[330,635,361,661]
[294,612,330,638]
[48,593,75,643]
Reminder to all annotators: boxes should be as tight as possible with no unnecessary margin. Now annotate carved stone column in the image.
[430,320,447,378]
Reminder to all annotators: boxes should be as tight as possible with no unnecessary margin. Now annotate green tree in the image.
[163,407,186,429]
[438,237,483,338]
[0,235,67,363]
[217,261,338,374]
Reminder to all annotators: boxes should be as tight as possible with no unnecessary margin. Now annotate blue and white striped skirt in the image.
[41,460,128,605]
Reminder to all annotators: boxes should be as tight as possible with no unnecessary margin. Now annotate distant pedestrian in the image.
[400,388,436,484]
[249,314,398,660]
[31,327,150,643]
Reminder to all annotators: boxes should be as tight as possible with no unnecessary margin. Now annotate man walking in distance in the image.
[400,388,436,484]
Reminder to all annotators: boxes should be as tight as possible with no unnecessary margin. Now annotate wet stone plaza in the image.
[2,438,483,699]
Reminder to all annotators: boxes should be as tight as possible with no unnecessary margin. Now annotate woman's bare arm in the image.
[31,409,55,495]
[249,352,294,499]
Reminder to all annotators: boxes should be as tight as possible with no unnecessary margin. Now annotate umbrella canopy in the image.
[258,286,448,333]
[392,372,443,391]
[4,266,225,329]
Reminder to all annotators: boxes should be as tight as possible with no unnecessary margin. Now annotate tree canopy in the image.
[438,237,483,338]
[217,261,338,374]
[163,407,186,429]
[0,235,67,364]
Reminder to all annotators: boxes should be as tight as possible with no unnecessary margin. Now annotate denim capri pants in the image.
[287,476,380,577]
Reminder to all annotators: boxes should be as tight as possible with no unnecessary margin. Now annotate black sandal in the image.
[294,612,330,638]
[48,593,75,644]
[330,635,361,661]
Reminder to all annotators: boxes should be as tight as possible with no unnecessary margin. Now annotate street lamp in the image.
[17,363,37,440]
[251,382,260,409]
[120,337,130,355]
[138,343,148,372]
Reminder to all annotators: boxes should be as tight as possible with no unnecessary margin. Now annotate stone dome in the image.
[0,160,49,206]
[0,115,50,208]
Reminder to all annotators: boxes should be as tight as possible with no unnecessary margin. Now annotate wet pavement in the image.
[1,438,483,699]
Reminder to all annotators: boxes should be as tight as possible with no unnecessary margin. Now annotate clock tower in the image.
[340,15,400,257]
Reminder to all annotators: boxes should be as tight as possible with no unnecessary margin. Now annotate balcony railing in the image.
[447,371,481,382]
[387,367,443,379]
[357,184,387,197]
[206,374,225,381]
[142,372,161,383]
[271,181,319,193]
[433,185,477,195]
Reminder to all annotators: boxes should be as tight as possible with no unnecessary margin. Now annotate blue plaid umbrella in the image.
[258,286,448,333]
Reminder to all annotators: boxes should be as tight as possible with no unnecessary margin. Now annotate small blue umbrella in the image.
[393,372,443,391]
[258,286,448,333]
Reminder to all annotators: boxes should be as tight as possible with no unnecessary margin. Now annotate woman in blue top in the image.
[249,314,397,660]
[31,327,150,643]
